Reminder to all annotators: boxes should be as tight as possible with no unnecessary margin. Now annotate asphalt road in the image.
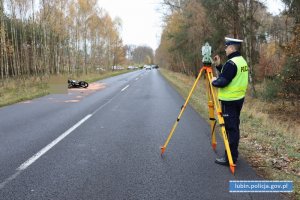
[0,69,284,199]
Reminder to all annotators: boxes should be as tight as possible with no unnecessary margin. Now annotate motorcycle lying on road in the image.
[68,79,89,89]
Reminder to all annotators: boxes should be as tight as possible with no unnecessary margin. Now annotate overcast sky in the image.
[97,0,285,51]
[97,0,162,51]
[264,0,285,15]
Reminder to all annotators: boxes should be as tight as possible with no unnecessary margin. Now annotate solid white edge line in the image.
[0,170,22,190]
[121,85,129,92]
[0,114,92,190]
[17,114,92,171]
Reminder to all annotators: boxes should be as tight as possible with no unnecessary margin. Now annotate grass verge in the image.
[159,68,299,200]
[0,70,130,108]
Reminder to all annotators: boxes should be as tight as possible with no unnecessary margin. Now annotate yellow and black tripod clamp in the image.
[160,42,236,174]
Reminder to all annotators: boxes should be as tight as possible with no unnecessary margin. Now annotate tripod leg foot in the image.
[212,143,217,151]
[230,164,236,175]
[160,146,166,156]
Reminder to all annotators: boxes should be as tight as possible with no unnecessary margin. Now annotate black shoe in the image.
[215,157,229,166]
[215,157,237,166]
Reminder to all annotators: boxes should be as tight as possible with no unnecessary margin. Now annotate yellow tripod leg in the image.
[161,68,205,155]
[208,101,217,150]
[206,69,236,174]
[219,118,236,174]
[205,74,217,151]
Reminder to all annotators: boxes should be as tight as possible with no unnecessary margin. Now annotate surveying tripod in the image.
[160,43,236,174]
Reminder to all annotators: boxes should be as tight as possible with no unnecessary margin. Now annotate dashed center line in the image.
[121,85,130,92]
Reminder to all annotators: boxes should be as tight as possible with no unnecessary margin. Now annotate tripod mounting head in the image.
[201,42,213,66]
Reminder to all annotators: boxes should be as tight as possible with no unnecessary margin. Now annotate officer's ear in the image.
[232,44,241,51]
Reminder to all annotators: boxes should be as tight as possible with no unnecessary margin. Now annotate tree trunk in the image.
[1,17,8,78]
[32,0,37,76]
[248,0,256,97]
[233,0,239,37]
[0,0,5,80]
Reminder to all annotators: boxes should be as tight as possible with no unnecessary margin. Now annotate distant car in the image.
[112,66,124,70]
[96,67,105,71]
[145,66,151,70]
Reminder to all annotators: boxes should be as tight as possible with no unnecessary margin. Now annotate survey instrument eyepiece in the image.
[201,42,213,65]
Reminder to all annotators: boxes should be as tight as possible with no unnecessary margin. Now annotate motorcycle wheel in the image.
[79,81,88,88]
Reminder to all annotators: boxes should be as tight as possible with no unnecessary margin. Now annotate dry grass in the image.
[160,69,299,199]
[0,76,48,107]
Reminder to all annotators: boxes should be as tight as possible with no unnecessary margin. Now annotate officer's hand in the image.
[211,77,217,83]
[213,55,221,66]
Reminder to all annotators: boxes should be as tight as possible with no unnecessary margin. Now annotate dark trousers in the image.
[221,98,244,161]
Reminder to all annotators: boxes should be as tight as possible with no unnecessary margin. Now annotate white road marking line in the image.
[91,98,114,115]
[0,114,92,190]
[18,114,92,171]
[135,78,139,80]
[121,85,129,92]
[0,170,22,190]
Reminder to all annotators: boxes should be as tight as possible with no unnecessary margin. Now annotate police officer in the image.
[212,37,249,165]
